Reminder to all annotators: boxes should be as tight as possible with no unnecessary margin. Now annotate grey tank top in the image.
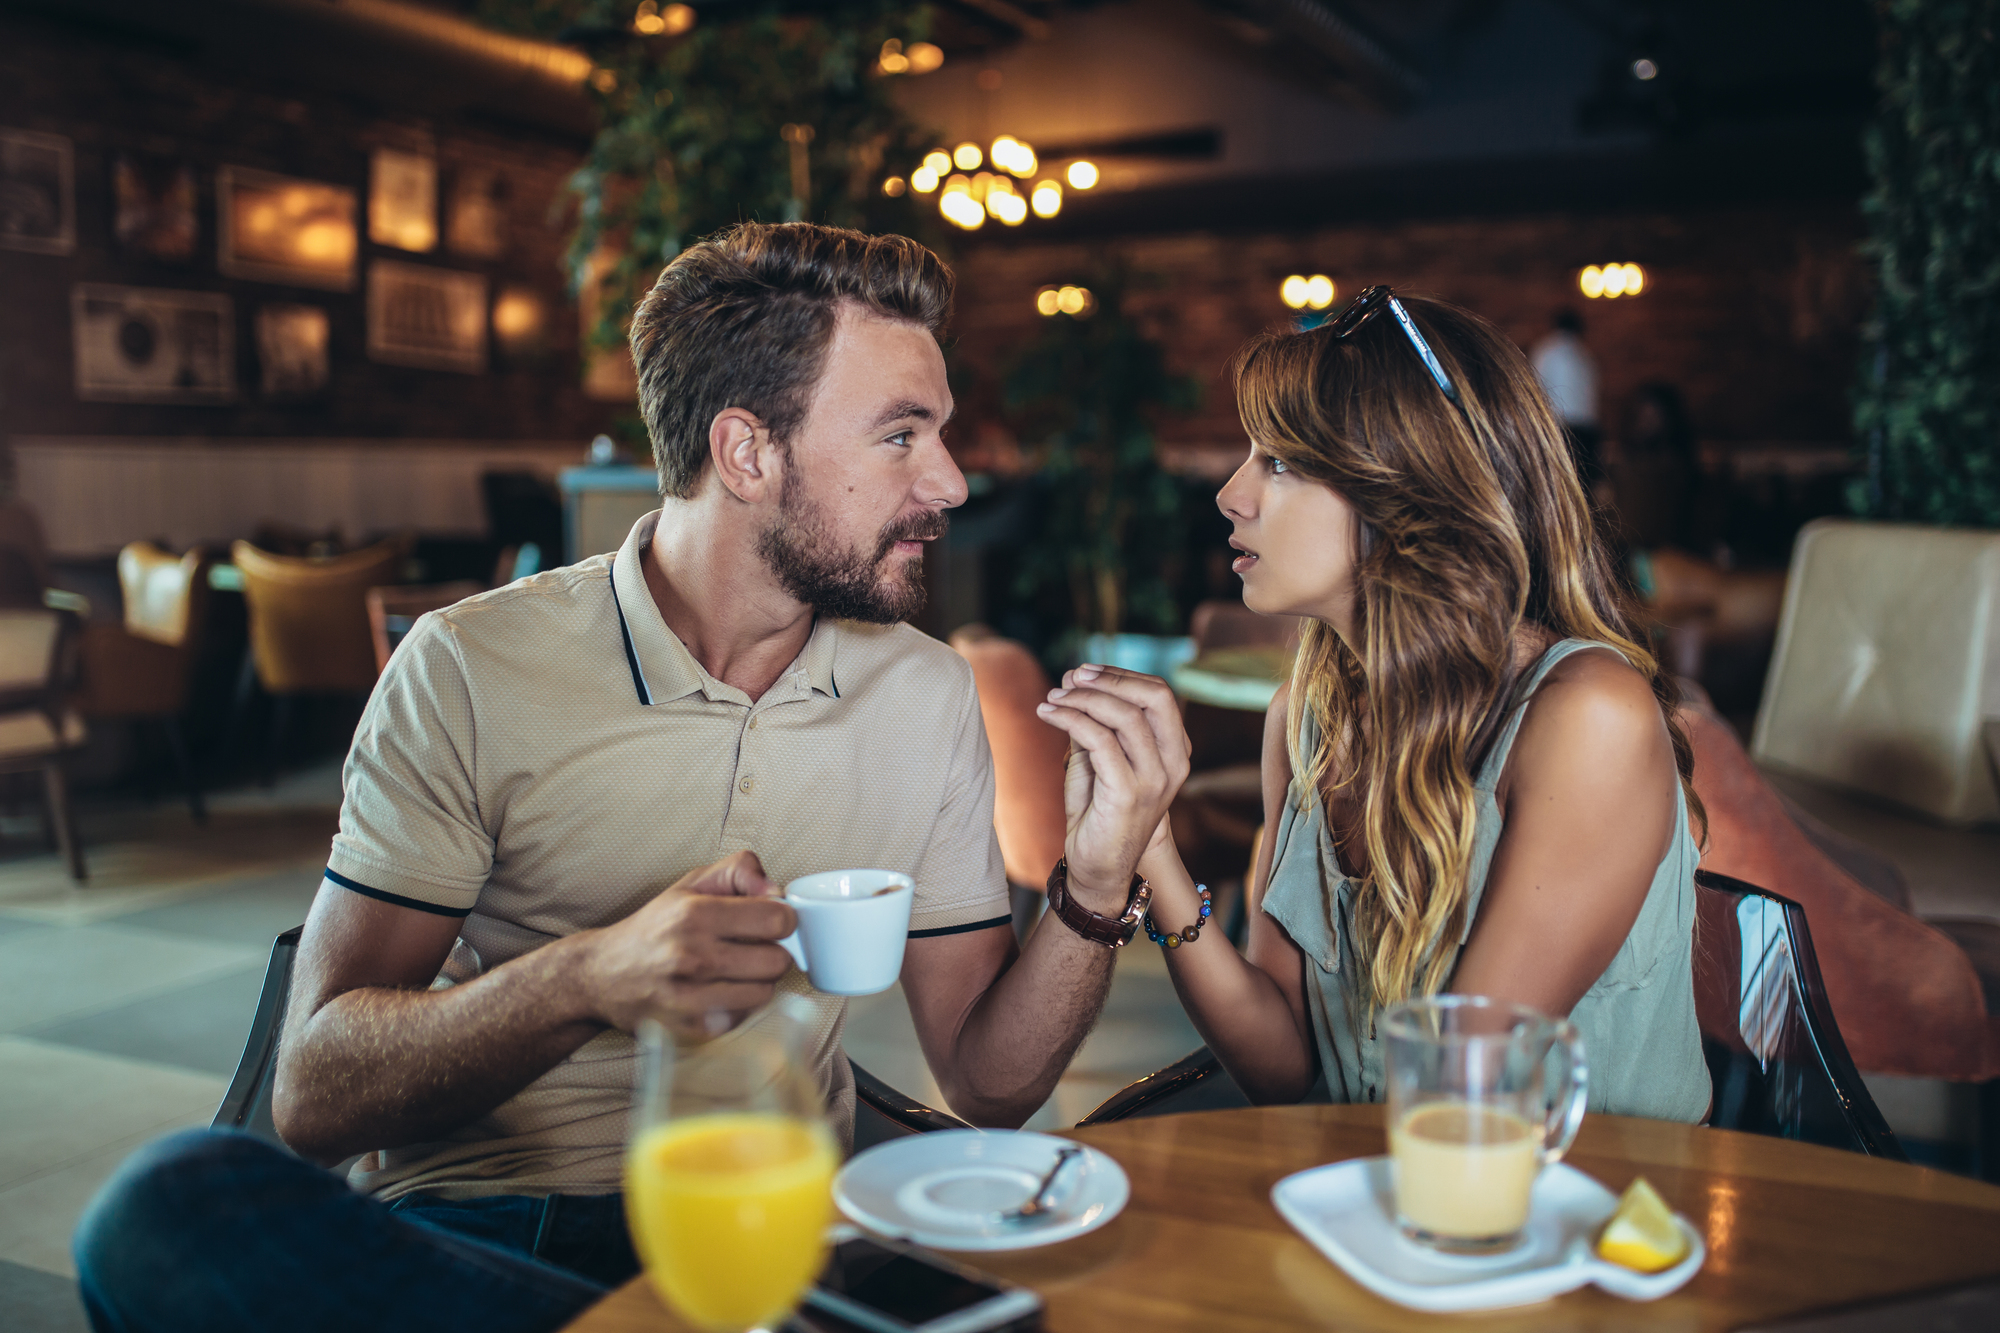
[1260,638,1711,1123]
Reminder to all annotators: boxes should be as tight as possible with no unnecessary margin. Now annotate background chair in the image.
[366,581,485,674]
[0,606,89,881]
[229,539,404,784]
[216,927,968,1156]
[74,542,212,820]
[949,627,1069,936]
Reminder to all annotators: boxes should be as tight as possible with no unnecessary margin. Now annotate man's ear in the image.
[708,407,781,504]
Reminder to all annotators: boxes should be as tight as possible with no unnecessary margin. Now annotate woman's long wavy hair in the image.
[1233,294,1702,1011]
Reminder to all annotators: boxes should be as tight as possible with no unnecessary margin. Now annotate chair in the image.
[0,606,89,881]
[74,543,212,821]
[216,927,968,1153]
[949,628,1068,934]
[1080,870,1904,1159]
[1752,519,2000,824]
[229,539,404,783]
[366,581,484,674]
[1693,869,1905,1158]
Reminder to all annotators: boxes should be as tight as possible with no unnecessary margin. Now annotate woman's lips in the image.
[1231,553,1258,574]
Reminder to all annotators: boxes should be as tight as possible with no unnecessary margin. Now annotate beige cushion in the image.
[0,708,86,759]
[1752,519,2000,824]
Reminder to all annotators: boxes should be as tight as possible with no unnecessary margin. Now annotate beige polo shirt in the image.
[326,511,1010,1202]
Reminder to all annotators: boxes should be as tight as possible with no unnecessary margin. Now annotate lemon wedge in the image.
[1596,1176,1688,1273]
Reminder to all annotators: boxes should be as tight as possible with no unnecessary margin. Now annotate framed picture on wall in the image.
[113,152,198,262]
[218,165,358,290]
[369,147,437,252]
[256,303,331,397]
[446,164,508,259]
[366,258,487,373]
[71,284,235,403]
[0,127,76,255]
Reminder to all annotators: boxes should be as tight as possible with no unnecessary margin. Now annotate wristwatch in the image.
[1045,857,1152,948]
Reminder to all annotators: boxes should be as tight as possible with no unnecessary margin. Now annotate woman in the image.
[1038,288,1709,1121]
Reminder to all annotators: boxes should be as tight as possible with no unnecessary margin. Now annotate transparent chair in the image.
[1081,871,1905,1159]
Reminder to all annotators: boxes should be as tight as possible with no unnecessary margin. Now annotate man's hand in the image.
[578,850,798,1035]
[1037,666,1191,912]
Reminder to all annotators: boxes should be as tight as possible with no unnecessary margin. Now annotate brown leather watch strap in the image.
[1045,857,1151,948]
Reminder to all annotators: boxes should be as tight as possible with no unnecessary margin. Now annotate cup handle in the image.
[777,930,808,974]
[1540,1019,1589,1166]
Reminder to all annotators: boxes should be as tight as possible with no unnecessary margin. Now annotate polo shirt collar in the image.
[611,511,840,706]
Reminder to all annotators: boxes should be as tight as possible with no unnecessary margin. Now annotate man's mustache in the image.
[874,509,950,559]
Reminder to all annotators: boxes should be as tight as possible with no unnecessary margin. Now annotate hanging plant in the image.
[480,1,945,370]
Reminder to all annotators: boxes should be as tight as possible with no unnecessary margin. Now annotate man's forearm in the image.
[273,932,604,1164]
[940,919,1117,1127]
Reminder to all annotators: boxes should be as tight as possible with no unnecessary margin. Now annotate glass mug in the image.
[1381,995,1588,1255]
[625,998,837,1333]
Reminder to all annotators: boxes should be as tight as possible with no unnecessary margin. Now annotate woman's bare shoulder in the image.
[1508,645,1672,785]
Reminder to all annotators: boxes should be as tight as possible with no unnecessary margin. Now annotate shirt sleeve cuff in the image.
[324,851,482,917]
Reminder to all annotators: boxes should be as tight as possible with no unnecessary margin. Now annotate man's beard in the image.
[756,464,947,624]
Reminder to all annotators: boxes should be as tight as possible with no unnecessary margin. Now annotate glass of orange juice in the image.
[626,999,837,1333]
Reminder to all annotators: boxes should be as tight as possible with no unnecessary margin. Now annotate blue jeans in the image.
[72,1128,639,1333]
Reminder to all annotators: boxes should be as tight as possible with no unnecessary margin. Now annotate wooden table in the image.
[567,1105,2000,1333]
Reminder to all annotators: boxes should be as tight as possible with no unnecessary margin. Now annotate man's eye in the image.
[887,431,913,447]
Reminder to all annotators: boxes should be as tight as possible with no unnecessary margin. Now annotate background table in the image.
[567,1104,2000,1333]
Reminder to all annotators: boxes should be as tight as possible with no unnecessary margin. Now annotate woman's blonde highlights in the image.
[1233,296,1701,1010]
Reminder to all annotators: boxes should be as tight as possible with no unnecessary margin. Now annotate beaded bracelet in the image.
[1144,883,1212,948]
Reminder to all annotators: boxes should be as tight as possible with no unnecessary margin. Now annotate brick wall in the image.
[0,13,612,445]
[947,203,1870,474]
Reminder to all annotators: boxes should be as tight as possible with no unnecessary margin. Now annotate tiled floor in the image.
[0,760,1200,1332]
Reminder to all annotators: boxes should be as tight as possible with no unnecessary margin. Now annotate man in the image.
[74,223,1188,1333]
[1530,308,1605,496]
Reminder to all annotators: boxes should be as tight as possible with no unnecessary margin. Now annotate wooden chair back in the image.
[365,581,483,674]
[118,542,211,648]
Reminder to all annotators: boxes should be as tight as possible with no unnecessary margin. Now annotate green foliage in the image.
[477,0,943,359]
[1855,0,2000,526]
[1003,272,1202,643]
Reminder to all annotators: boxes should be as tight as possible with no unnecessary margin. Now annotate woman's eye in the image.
[1268,455,1289,474]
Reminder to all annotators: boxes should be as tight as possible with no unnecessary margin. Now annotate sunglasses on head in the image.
[1323,285,1472,430]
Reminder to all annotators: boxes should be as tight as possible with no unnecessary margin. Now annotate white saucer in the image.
[834,1129,1129,1252]
[1271,1156,1705,1313]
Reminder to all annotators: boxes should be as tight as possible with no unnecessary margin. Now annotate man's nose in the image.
[920,436,970,509]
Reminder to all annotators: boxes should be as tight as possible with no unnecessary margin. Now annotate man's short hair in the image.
[629,222,954,498]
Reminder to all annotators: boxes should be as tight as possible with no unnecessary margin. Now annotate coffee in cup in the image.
[1381,995,1587,1255]
[777,870,914,996]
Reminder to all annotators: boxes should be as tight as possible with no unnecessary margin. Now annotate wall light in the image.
[1066,160,1098,189]
[882,176,907,198]
[953,142,983,171]
[906,42,944,74]
[1580,263,1646,298]
[1030,180,1062,217]
[1036,286,1062,317]
[922,150,952,176]
[1281,274,1337,311]
[910,166,939,193]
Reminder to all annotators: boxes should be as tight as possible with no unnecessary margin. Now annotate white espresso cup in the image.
[777,869,915,996]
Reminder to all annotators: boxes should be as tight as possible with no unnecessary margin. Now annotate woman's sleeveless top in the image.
[1259,639,1711,1123]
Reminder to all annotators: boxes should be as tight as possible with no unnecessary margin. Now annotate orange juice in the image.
[625,1113,837,1333]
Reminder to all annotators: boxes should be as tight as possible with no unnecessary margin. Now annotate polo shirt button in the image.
[739,776,754,793]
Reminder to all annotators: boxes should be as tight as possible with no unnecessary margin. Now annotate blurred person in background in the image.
[1531,308,1604,498]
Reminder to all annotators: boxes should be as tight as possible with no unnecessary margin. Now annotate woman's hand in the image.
[1036,665,1191,914]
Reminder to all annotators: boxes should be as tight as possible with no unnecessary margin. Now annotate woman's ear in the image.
[708,407,780,504]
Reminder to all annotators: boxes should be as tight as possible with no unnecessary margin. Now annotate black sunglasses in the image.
[1323,285,1471,429]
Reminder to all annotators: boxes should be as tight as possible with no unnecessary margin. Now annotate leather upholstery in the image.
[76,543,212,720]
[1683,693,1999,1081]
[233,540,404,695]
[1752,519,2000,824]
[950,630,1068,890]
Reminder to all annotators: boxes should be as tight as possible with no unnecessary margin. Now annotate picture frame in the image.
[0,127,76,255]
[71,284,236,403]
[366,258,487,374]
[369,147,437,253]
[446,164,508,259]
[255,302,331,397]
[218,165,358,290]
[113,151,198,263]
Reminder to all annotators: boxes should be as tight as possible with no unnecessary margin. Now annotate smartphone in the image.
[797,1234,1043,1333]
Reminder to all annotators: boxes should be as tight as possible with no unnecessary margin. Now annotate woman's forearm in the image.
[1140,844,1318,1103]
